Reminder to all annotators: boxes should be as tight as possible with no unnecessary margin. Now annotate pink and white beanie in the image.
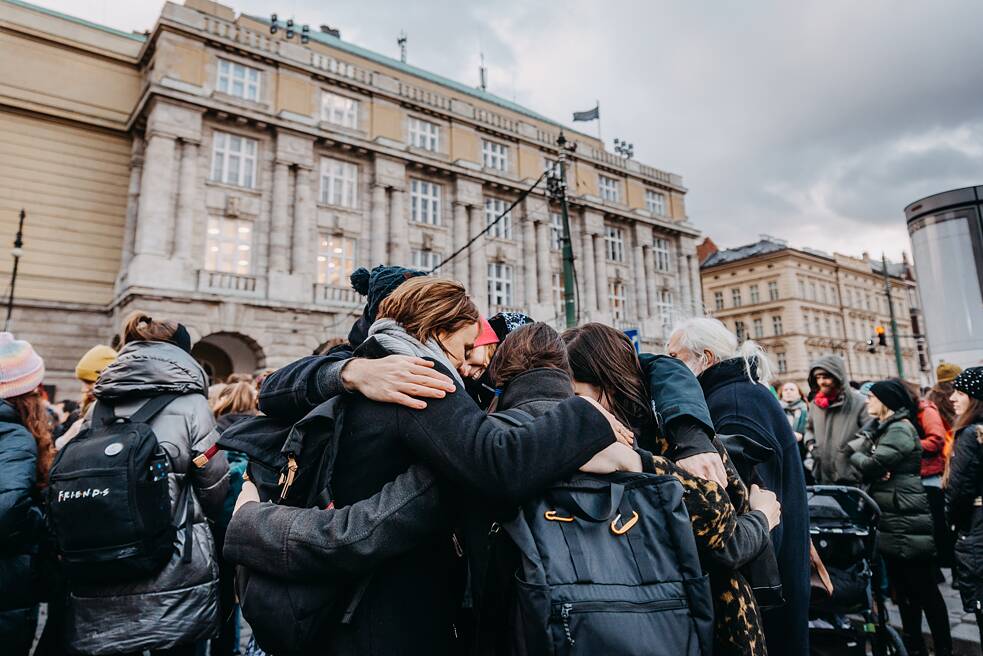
[0,332,45,399]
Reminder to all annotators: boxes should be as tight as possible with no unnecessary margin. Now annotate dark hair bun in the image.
[350,268,370,295]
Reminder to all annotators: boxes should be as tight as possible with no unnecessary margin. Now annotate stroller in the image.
[808,485,907,656]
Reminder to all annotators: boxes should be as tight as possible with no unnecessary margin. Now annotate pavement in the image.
[884,568,980,655]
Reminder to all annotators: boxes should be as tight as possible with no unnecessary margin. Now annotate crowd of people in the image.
[0,263,981,656]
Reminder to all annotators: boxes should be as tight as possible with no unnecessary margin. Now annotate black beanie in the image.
[346,265,426,347]
[869,379,911,412]
[487,312,534,342]
[954,366,983,402]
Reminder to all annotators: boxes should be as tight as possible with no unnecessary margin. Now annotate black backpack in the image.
[495,409,714,655]
[47,394,182,583]
[218,397,357,656]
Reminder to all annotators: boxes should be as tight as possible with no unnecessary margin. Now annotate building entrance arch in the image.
[191,331,266,383]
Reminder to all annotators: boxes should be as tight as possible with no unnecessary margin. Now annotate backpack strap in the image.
[91,400,117,428]
[129,393,183,425]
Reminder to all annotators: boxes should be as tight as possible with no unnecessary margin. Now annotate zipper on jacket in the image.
[451,532,464,558]
[560,603,575,646]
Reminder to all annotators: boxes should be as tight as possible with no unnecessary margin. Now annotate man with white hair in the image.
[668,317,810,656]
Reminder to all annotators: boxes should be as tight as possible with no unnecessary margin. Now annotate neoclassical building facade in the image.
[0,0,703,393]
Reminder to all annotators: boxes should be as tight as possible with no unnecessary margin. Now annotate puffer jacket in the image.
[916,399,947,478]
[946,421,983,613]
[805,355,867,485]
[847,409,935,560]
[65,341,229,655]
[0,402,44,653]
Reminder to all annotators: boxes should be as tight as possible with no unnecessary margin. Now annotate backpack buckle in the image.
[610,511,639,535]
[544,509,575,523]
[278,455,298,502]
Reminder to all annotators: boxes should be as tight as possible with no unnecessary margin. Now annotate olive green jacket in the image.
[847,409,935,560]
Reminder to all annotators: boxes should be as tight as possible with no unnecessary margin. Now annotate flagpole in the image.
[595,99,602,146]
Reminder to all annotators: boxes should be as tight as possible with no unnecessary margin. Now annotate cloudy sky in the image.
[34,0,983,260]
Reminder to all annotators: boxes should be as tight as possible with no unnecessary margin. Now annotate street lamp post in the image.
[5,209,25,332]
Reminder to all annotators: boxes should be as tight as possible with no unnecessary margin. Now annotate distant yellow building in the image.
[700,237,929,388]
[0,0,702,394]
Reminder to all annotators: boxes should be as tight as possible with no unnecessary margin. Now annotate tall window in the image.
[772,315,783,335]
[798,279,806,298]
[484,197,512,239]
[408,117,439,151]
[809,282,817,300]
[777,352,787,374]
[753,318,764,339]
[731,288,742,307]
[803,313,811,334]
[410,179,441,225]
[714,291,724,311]
[316,234,356,286]
[735,320,746,341]
[598,175,621,202]
[655,289,673,328]
[211,131,257,188]
[605,226,625,262]
[482,140,508,171]
[205,217,252,274]
[768,281,779,301]
[321,90,359,128]
[550,212,564,251]
[217,59,260,101]
[319,157,358,208]
[825,317,832,336]
[750,284,760,304]
[653,238,672,272]
[411,249,442,272]
[609,281,627,320]
[552,272,566,310]
[645,189,666,215]
[488,263,514,307]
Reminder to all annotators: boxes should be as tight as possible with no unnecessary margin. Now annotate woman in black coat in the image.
[229,278,632,656]
[946,366,983,645]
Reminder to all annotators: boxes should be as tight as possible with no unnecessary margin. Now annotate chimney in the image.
[320,24,341,38]
[696,237,718,264]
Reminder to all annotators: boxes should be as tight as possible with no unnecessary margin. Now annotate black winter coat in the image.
[232,339,615,656]
[698,357,811,656]
[0,401,43,653]
[946,421,983,613]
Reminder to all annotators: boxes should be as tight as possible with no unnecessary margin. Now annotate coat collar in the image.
[498,368,574,412]
[698,357,755,395]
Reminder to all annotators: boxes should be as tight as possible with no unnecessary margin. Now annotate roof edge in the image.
[3,0,147,42]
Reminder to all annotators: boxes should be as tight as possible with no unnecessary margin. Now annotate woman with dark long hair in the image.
[562,323,779,656]
[945,367,983,646]
[0,333,53,656]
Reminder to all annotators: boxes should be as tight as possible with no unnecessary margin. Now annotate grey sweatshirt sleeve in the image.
[224,464,443,580]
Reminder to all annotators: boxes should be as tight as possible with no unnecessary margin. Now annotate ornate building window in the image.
[217,59,260,101]
[210,131,257,189]
[550,212,564,251]
[753,317,764,339]
[768,281,779,301]
[750,284,760,304]
[408,117,439,151]
[321,91,359,128]
[731,287,743,307]
[484,197,512,239]
[714,291,724,311]
[654,238,672,272]
[410,179,441,225]
[488,263,514,307]
[205,217,252,274]
[645,189,666,215]
[481,140,508,171]
[598,175,621,202]
[777,352,788,374]
[319,157,358,208]
[317,234,356,286]
[772,314,784,336]
[605,226,625,262]
[608,281,627,320]
[411,249,442,272]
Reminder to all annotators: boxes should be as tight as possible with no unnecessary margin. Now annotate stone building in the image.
[0,0,702,396]
[700,237,929,388]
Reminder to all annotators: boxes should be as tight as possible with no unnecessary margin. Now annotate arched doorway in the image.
[191,332,265,384]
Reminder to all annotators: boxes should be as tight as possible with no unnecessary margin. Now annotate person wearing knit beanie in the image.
[868,379,915,413]
[953,366,983,402]
[937,362,963,385]
[347,265,426,347]
[0,332,44,399]
[75,344,118,384]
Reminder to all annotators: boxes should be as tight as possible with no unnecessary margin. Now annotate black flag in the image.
[572,105,599,122]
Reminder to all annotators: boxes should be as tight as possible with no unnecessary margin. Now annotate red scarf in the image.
[814,391,832,409]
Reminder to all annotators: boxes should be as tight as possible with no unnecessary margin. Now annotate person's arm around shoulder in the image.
[187,394,229,522]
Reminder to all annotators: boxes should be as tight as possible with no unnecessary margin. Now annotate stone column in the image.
[453,201,469,286]
[469,205,487,314]
[581,229,597,313]
[644,246,658,320]
[676,239,692,315]
[594,234,609,313]
[368,184,388,267]
[173,139,199,261]
[389,188,408,266]
[535,219,551,307]
[269,162,291,273]
[689,253,702,315]
[134,133,177,256]
[522,217,537,308]
[292,166,314,277]
[120,137,144,268]
[633,243,648,320]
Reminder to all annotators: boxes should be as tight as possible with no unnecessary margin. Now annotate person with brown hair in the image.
[228,280,634,656]
[945,367,983,645]
[563,323,779,656]
[61,311,229,656]
[0,333,53,656]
